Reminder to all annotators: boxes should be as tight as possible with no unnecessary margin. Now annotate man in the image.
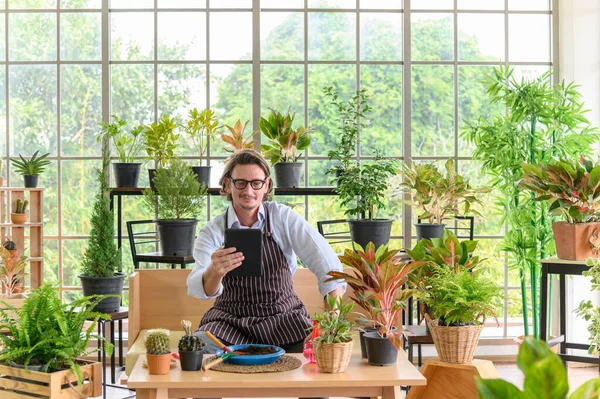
[187,149,346,354]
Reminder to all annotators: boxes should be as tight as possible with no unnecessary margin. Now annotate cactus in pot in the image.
[178,320,206,371]
[145,330,171,375]
[11,199,29,224]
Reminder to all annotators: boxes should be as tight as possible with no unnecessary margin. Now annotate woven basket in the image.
[315,340,354,373]
[425,314,483,364]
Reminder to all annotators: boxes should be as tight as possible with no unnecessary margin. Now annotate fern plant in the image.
[0,283,115,384]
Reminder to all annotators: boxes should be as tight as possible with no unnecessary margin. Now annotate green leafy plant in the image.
[575,257,600,355]
[142,158,208,220]
[477,337,600,399]
[13,199,28,214]
[221,119,256,153]
[98,115,145,163]
[144,115,179,169]
[145,330,171,355]
[178,320,206,352]
[80,158,121,278]
[389,158,489,224]
[520,155,600,223]
[182,108,222,164]
[0,283,114,384]
[259,108,311,164]
[311,295,356,345]
[462,64,599,339]
[327,243,422,349]
[11,150,51,176]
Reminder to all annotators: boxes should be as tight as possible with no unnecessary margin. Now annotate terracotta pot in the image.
[514,335,559,354]
[8,249,18,258]
[552,221,600,260]
[146,353,171,375]
[10,213,27,224]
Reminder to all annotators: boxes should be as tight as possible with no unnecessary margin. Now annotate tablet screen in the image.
[224,228,263,277]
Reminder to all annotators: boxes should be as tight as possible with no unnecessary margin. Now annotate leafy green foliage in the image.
[462,64,599,339]
[142,158,208,220]
[80,160,121,277]
[259,108,311,164]
[477,337,600,399]
[221,119,256,153]
[575,258,600,355]
[312,295,356,344]
[390,158,490,224]
[11,150,51,176]
[0,283,115,384]
[98,115,145,163]
[143,115,179,168]
[520,156,600,223]
[328,242,422,349]
[182,108,222,163]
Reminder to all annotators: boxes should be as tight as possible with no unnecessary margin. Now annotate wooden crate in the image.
[0,360,101,398]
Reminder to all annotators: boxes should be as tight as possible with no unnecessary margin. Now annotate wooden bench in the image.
[126,268,347,376]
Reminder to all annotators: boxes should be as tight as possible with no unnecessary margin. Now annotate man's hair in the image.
[219,149,273,201]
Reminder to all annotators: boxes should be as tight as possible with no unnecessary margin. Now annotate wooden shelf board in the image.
[0,222,43,227]
[0,187,44,192]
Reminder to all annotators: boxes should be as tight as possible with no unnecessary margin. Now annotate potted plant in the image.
[421,264,501,364]
[0,247,27,303]
[221,119,256,154]
[327,243,423,361]
[181,108,222,187]
[259,108,311,188]
[0,283,113,383]
[575,257,600,356]
[3,238,18,258]
[178,319,206,371]
[142,158,208,256]
[519,155,600,260]
[145,329,172,375]
[389,158,489,240]
[311,295,356,374]
[10,150,51,188]
[11,198,28,224]
[144,115,179,188]
[98,115,145,188]
[78,157,124,314]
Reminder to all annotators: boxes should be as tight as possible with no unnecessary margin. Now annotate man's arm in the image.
[202,246,244,296]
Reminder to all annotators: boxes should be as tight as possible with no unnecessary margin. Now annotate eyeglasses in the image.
[230,178,267,190]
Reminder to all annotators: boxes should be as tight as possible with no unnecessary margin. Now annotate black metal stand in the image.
[540,258,600,370]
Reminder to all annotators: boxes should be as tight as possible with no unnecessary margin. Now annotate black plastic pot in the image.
[348,219,393,249]
[157,219,199,256]
[23,174,39,188]
[79,272,126,313]
[359,326,379,358]
[113,163,141,188]
[179,350,204,371]
[363,331,398,366]
[148,169,156,189]
[274,162,302,188]
[415,223,445,241]
[191,166,211,188]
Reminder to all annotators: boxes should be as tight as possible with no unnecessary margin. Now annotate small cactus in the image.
[14,199,28,214]
[178,320,206,352]
[145,330,171,355]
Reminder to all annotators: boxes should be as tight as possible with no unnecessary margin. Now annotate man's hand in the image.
[202,246,244,296]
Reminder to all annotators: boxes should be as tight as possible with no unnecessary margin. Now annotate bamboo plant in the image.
[462,65,599,340]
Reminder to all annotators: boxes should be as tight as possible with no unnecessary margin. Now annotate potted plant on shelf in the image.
[0,283,113,391]
[11,198,28,224]
[3,238,18,258]
[144,115,179,188]
[182,108,222,187]
[389,158,489,240]
[259,108,311,188]
[519,155,600,260]
[145,329,172,375]
[0,247,27,308]
[178,319,206,371]
[311,295,356,374]
[327,243,423,361]
[78,157,124,314]
[221,119,256,154]
[11,150,51,188]
[142,158,208,256]
[98,115,145,188]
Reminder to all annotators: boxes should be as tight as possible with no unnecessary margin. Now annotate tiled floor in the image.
[103,362,600,399]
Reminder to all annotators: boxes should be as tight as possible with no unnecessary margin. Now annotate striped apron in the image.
[198,206,312,346]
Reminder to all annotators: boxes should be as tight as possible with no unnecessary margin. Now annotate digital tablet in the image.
[224,228,263,277]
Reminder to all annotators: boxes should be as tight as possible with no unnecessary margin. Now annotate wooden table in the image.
[127,352,426,399]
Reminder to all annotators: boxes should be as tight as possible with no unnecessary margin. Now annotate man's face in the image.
[226,164,270,212]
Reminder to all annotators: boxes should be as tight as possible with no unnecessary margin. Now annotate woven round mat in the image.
[203,355,302,373]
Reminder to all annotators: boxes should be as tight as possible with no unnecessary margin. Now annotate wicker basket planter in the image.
[426,315,483,364]
[0,359,101,398]
[315,340,354,373]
